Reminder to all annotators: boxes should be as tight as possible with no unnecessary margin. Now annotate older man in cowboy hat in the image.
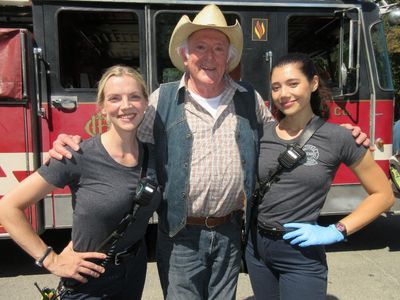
[137,4,271,299]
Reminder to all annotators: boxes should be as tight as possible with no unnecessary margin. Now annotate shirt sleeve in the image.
[338,126,368,167]
[137,88,160,144]
[37,150,80,188]
[254,90,274,124]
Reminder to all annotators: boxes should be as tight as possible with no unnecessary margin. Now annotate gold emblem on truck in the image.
[84,113,109,136]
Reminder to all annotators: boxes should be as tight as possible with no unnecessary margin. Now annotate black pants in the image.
[245,228,328,300]
[61,243,147,300]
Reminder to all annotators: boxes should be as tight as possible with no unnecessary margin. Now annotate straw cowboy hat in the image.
[168,4,243,73]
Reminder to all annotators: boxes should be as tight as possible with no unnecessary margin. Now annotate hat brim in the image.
[169,16,243,73]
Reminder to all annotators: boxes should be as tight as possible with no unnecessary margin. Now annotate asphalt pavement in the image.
[1,215,399,299]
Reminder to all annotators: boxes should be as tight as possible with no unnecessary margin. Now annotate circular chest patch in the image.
[303,144,319,166]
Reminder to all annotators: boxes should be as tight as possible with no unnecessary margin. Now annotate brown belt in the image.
[186,212,234,229]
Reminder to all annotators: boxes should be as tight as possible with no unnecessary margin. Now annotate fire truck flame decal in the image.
[252,19,268,41]
[255,21,265,39]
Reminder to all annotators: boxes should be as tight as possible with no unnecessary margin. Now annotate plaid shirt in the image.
[138,75,272,217]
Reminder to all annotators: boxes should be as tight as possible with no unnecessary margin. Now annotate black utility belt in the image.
[257,224,288,239]
[257,221,316,240]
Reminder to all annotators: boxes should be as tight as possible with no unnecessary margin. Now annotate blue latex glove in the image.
[283,223,345,247]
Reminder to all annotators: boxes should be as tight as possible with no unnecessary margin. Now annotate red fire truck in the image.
[1,0,399,237]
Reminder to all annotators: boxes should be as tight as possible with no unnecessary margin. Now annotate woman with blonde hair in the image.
[0,65,160,299]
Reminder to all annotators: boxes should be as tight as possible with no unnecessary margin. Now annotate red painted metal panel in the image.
[375,99,394,144]
[329,99,393,184]
[0,107,31,152]
[0,29,35,235]
[41,103,105,151]
[0,28,23,99]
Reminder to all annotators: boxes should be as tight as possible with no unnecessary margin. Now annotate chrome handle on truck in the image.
[33,47,46,118]
[51,96,78,112]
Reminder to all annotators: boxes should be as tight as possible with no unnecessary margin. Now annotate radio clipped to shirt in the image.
[255,143,306,200]
[257,117,325,198]
[278,143,306,170]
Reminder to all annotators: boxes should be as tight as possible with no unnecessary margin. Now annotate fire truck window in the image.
[371,22,394,90]
[288,15,355,95]
[155,11,239,85]
[0,6,33,31]
[58,11,140,89]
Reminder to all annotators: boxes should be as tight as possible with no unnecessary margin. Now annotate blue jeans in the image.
[156,212,242,300]
[245,228,328,300]
[60,243,147,300]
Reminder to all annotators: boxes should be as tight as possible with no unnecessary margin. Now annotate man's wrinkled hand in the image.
[45,134,83,164]
[340,123,374,150]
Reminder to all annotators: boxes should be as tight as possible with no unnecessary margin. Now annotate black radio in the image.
[278,144,306,170]
[135,177,158,206]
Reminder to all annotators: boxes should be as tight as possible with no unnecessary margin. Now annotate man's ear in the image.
[180,47,189,67]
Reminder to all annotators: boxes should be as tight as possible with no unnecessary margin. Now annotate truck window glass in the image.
[58,11,140,89]
[288,15,356,96]
[371,22,394,90]
[0,6,32,31]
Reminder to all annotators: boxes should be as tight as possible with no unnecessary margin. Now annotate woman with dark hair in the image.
[245,53,394,299]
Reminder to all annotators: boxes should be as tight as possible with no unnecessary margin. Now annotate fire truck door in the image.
[0,28,44,236]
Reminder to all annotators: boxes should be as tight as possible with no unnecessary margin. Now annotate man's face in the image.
[184,29,230,90]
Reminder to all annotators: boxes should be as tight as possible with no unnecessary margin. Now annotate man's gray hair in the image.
[176,40,238,65]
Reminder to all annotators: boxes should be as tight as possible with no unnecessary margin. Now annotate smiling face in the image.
[101,74,147,134]
[271,62,318,119]
[184,29,230,96]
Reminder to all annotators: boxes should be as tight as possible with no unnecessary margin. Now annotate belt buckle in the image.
[205,216,216,229]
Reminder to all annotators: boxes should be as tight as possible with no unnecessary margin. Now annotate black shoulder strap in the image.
[296,116,325,148]
[140,143,149,179]
[95,143,150,263]
[257,116,325,194]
